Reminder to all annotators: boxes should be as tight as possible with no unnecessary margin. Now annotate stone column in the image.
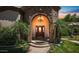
[49,9,55,43]
[28,25,32,42]
[49,22,54,43]
[54,24,61,44]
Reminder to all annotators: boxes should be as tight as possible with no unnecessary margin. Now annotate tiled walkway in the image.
[28,46,50,53]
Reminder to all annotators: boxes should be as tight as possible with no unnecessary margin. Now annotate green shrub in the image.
[0,27,17,45]
[14,20,29,40]
[0,20,29,52]
[16,39,29,52]
[0,20,29,46]
[56,20,71,36]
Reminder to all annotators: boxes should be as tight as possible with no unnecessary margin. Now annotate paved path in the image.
[61,38,79,44]
[28,40,50,53]
[28,46,50,53]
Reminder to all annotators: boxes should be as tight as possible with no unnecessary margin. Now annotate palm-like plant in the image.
[14,20,29,41]
[56,19,70,36]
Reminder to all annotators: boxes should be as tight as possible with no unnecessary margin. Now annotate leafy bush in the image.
[0,20,29,52]
[14,20,29,40]
[0,27,17,45]
[56,20,71,36]
[0,20,29,46]
[16,39,29,52]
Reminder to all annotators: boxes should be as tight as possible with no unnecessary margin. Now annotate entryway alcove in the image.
[31,15,49,41]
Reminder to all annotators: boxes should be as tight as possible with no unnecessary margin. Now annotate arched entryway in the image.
[31,15,49,41]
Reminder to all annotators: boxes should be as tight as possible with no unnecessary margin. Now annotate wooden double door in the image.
[35,26,45,39]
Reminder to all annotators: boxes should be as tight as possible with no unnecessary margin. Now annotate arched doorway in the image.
[31,15,49,41]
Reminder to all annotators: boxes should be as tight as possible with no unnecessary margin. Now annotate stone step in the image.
[29,42,50,48]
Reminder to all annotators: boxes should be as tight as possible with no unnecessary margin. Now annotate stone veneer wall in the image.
[0,10,20,27]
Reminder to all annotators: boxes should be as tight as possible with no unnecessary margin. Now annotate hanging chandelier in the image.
[38,15,43,26]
